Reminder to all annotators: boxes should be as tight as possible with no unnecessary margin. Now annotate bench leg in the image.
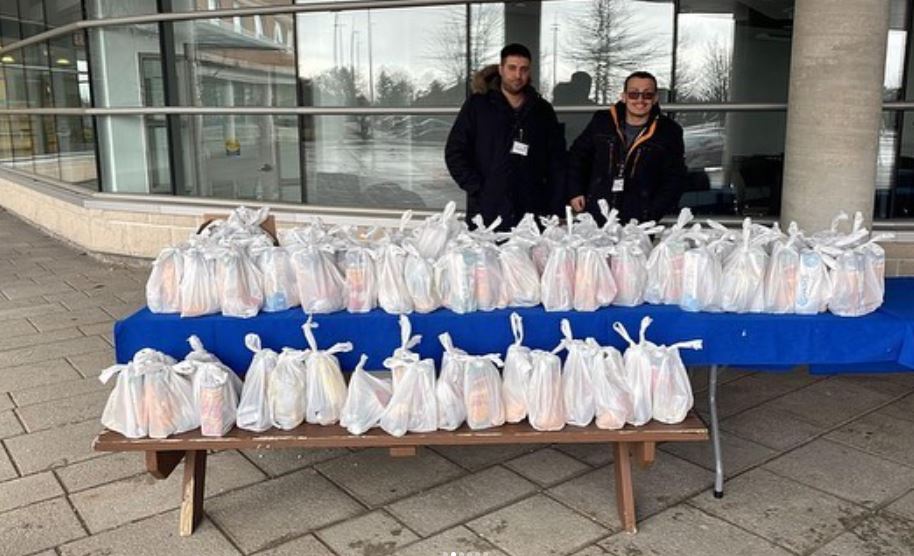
[613,442,637,533]
[146,450,185,480]
[709,364,724,498]
[634,442,656,469]
[179,450,207,537]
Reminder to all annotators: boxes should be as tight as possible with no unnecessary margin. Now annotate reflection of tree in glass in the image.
[695,38,731,103]
[376,69,415,135]
[565,0,662,104]
[315,67,372,139]
[427,4,504,89]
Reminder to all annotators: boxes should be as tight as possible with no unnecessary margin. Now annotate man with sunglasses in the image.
[567,71,687,223]
[445,43,567,230]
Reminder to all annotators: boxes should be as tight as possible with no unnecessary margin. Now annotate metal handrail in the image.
[5,102,914,115]
[0,0,508,57]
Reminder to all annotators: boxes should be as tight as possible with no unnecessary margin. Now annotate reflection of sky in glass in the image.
[540,0,674,96]
[885,30,906,91]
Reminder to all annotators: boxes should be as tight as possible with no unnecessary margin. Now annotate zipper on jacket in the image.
[629,148,642,178]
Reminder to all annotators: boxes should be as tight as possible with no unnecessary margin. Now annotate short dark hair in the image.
[500,43,532,64]
[624,71,657,91]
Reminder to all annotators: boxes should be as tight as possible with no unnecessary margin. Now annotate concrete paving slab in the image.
[316,447,465,507]
[391,526,507,556]
[387,466,537,537]
[317,509,419,556]
[206,468,364,554]
[503,447,592,487]
[689,468,869,554]
[0,497,86,556]
[598,504,791,556]
[242,447,350,477]
[0,470,63,513]
[826,412,914,467]
[468,494,608,556]
[764,438,914,509]
[809,512,914,556]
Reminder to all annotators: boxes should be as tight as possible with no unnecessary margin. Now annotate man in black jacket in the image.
[445,44,566,230]
[568,71,687,223]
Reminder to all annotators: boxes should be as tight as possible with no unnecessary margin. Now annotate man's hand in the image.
[569,195,586,212]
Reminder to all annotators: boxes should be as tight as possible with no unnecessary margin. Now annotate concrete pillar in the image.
[781,0,890,230]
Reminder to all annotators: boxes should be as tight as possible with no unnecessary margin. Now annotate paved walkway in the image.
[1,207,913,556]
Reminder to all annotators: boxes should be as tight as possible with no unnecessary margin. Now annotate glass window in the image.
[168,13,299,200]
[296,3,472,210]
[673,0,791,217]
[89,23,165,193]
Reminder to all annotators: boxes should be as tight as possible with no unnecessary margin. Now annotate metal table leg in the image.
[709,364,724,498]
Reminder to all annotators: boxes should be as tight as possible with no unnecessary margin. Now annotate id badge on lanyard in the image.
[511,128,529,156]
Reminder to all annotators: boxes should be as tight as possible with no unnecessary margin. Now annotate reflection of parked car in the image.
[683,122,724,169]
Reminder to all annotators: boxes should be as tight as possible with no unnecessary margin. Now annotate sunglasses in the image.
[625,91,656,100]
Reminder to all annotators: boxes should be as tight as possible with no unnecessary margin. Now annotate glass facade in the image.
[0,0,912,219]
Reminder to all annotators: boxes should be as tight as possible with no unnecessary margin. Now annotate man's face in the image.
[621,77,658,119]
[499,55,531,94]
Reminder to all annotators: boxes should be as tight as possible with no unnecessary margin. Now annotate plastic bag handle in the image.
[99,364,128,384]
[612,321,638,347]
[245,333,262,353]
[852,211,864,233]
[398,210,413,232]
[438,332,457,354]
[443,200,456,219]
[480,353,505,367]
[187,335,204,354]
[566,206,574,235]
[353,353,368,373]
[830,211,849,232]
[638,316,653,344]
[326,342,354,356]
[560,318,574,342]
[510,312,524,346]
[668,339,703,351]
[398,314,412,349]
[302,315,319,351]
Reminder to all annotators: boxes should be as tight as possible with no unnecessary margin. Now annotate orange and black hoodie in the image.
[567,101,687,223]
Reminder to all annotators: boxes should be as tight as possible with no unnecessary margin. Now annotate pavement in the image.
[1,206,913,556]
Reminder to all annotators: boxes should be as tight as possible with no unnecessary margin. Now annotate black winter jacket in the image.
[567,102,687,223]
[445,82,566,229]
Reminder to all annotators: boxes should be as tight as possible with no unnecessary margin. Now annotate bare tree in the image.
[696,38,731,103]
[427,4,504,89]
[565,0,662,104]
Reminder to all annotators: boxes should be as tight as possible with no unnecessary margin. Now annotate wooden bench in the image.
[93,413,708,536]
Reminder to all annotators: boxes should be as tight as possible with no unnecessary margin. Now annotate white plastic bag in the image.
[652,340,702,424]
[721,218,770,313]
[573,244,616,311]
[645,209,692,305]
[146,247,183,314]
[503,312,533,423]
[269,348,308,430]
[436,238,478,314]
[541,209,578,312]
[525,349,565,431]
[253,246,300,312]
[613,318,660,426]
[99,349,177,438]
[179,245,220,317]
[469,216,506,311]
[858,233,893,315]
[302,316,353,425]
[380,359,437,437]
[795,246,833,314]
[195,362,241,436]
[764,223,801,314]
[415,201,461,260]
[340,244,378,314]
[611,240,648,307]
[144,366,198,438]
[555,320,598,427]
[463,353,506,430]
[498,238,541,308]
[214,244,264,318]
[403,242,441,313]
[680,235,724,313]
[376,241,413,314]
[592,346,633,430]
[340,354,392,435]
[236,334,278,432]
[289,243,346,314]
[436,332,468,431]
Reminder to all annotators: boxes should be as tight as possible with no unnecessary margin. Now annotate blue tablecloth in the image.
[114,278,914,377]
